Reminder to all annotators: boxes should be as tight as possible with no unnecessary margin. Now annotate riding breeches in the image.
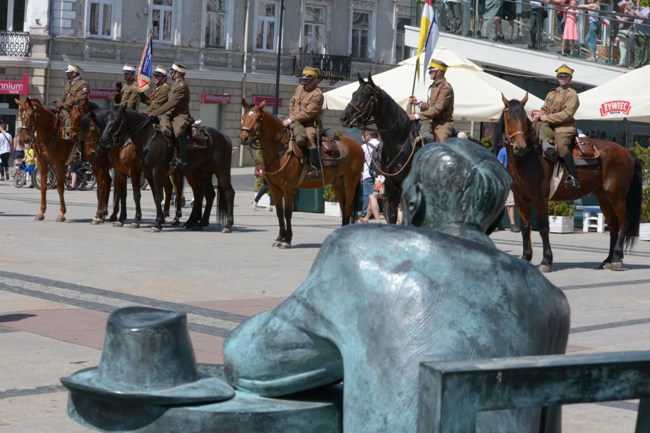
[160,114,191,137]
[59,109,71,135]
[540,122,575,157]
[432,121,454,142]
[290,122,319,150]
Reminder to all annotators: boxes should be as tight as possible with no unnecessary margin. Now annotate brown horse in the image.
[496,94,643,272]
[16,97,76,221]
[240,99,364,248]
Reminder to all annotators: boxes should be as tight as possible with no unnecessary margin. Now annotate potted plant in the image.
[548,200,576,233]
[323,185,341,218]
[631,144,650,240]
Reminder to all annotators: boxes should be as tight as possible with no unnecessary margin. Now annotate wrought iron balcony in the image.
[293,52,352,84]
[0,31,31,57]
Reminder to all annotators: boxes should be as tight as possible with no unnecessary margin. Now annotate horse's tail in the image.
[624,151,643,250]
[215,182,228,226]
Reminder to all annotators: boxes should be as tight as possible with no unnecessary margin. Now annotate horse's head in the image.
[500,93,532,157]
[69,100,92,140]
[240,99,265,147]
[15,97,40,142]
[340,73,380,128]
[78,110,104,157]
[99,106,127,148]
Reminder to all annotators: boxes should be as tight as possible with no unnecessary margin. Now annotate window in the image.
[303,4,326,53]
[205,0,227,48]
[87,0,113,38]
[351,10,370,60]
[395,15,411,63]
[151,0,173,43]
[255,0,278,52]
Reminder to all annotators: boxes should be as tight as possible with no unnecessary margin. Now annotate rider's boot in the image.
[307,148,322,178]
[561,152,580,189]
[170,134,188,170]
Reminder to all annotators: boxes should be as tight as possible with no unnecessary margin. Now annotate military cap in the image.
[153,65,167,76]
[64,63,83,73]
[428,59,449,72]
[170,62,188,74]
[300,66,320,80]
[555,64,574,77]
[122,64,136,73]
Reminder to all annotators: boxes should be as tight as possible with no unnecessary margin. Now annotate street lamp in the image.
[273,0,285,115]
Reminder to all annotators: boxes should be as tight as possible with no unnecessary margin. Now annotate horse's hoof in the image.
[108,216,117,222]
[171,220,181,227]
[272,241,281,247]
[537,264,552,273]
[279,242,292,249]
[130,223,140,229]
[151,226,162,233]
[56,216,66,222]
[222,227,232,234]
[34,215,45,221]
[603,261,623,271]
[113,221,124,228]
[191,226,203,232]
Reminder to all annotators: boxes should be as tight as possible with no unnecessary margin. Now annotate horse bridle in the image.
[502,108,531,151]
[345,83,380,129]
[240,109,290,151]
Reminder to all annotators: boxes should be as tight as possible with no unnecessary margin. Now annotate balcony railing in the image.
[0,31,31,57]
[293,52,352,84]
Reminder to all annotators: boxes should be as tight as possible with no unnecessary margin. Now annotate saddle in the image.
[188,124,208,150]
[542,135,599,167]
[290,129,345,164]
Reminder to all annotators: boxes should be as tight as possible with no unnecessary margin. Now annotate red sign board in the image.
[253,96,283,107]
[0,75,29,95]
[599,100,632,117]
[201,93,232,104]
[89,88,117,99]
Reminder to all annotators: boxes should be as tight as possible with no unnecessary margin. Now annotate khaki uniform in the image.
[114,80,140,110]
[288,85,324,149]
[59,77,90,136]
[539,87,579,157]
[143,82,170,114]
[150,77,191,137]
[419,78,454,142]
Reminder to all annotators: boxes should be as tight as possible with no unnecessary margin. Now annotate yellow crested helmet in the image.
[427,59,449,72]
[555,64,574,77]
[300,66,320,81]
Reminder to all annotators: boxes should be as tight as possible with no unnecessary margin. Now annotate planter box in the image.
[640,223,650,241]
[549,216,574,234]
[324,201,341,218]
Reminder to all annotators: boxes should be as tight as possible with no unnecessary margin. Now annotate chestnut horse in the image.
[240,99,364,248]
[16,97,76,221]
[339,74,425,224]
[496,94,643,272]
[100,106,235,232]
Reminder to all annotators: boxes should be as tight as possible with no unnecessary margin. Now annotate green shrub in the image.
[631,144,650,223]
[323,184,337,202]
[548,200,576,217]
[480,136,493,152]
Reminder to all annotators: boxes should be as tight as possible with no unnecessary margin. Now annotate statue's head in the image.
[401,138,510,232]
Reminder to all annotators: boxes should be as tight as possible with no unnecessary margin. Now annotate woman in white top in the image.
[0,123,13,181]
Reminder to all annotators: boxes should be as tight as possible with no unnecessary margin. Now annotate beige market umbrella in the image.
[324,49,543,122]
[575,65,650,122]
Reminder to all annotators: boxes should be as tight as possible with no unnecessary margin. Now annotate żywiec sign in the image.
[89,88,117,99]
[599,100,631,117]
[201,93,231,104]
[0,75,29,95]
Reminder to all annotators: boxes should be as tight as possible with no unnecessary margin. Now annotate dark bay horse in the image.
[16,97,76,221]
[79,109,143,227]
[240,99,364,248]
[100,107,234,232]
[339,73,424,223]
[497,94,642,272]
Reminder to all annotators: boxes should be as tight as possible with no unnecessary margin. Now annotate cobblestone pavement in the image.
[1,170,649,432]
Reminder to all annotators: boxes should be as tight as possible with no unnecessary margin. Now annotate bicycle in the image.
[65,162,96,191]
[32,164,57,190]
[13,161,30,188]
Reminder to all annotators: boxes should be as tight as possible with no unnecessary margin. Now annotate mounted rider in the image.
[141,66,170,114]
[408,59,455,142]
[55,63,90,141]
[113,64,140,110]
[149,62,191,170]
[282,66,324,178]
[537,64,581,189]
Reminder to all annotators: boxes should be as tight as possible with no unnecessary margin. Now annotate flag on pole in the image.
[137,31,153,93]
[415,0,440,80]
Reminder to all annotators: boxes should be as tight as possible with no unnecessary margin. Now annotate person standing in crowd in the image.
[579,0,601,62]
[282,67,324,178]
[615,2,635,68]
[113,64,140,109]
[537,64,581,189]
[11,126,26,174]
[55,63,90,140]
[494,0,516,43]
[632,1,650,68]
[528,0,547,49]
[150,62,192,170]
[408,59,455,142]
[360,130,382,224]
[561,0,579,56]
[251,164,275,212]
[497,145,521,232]
[446,0,463,34]
[0,122,12,181]
[142,66,170,114]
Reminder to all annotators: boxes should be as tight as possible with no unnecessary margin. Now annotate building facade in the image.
[1,0,417,166]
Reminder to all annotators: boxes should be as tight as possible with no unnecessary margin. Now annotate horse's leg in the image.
[280,188,296,248]
[108,176,120,222]
[92,164,110,225]
[150,168,166,232]
[332,180,349,226]
[215,171,235,233]
[183,174,200,229]
[53,162,67,222]
[171,174,184,226]
[268,185,286,247]
[113,173,127,227]
[200,176,216,228]
[532,198,553,273]
[162,176,171,220]
[131,168,142,229]
[383,183,399,224]
[595,192,624,270]
[514,194,534,263]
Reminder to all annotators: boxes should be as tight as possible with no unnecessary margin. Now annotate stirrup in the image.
[307,166,322,178]
[170,157,187,170]
[564,175,580,189]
